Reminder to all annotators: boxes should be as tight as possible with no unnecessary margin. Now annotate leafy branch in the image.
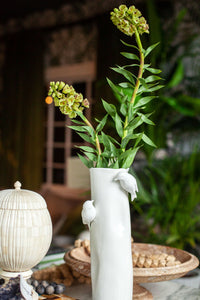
[47,4,164,169]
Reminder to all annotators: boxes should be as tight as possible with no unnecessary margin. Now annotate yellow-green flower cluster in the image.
[110,5,149,36]
[48,81,89,118]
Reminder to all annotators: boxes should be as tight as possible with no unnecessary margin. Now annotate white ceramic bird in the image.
[81,200,96,229]
[114,171,138,201]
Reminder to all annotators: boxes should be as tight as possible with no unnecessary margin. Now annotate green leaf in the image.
[71,119,85,125]
[120,102,127,116]
[77,132,95,145]
[95,118,100,123]
[76,145,96,153]
[144,42,160,57]
[120,147,139,168]
[137,113,155,125]
[148,84,164,92]
[138,83,164,94]
[134,132,144,147]
[118,82,135,88]
[122,149,139,168]
[106,78,123,97]
[101,150,112,158]
[120,52,140,61]
[101,132,111,150]
[96,114,108,133]
[123,63,140,68]
[106,135,120,146]
[111,66,135,84]
[134,96,156,109]
[69,124,95,138]
[99,133,120,147]
[146,67,162,74]
[86,126,95,138]
[114,87,133,103]
[126,116,143,131]
[145,75,162,83]
[109,142,119,157]
[77,153,93,168]
[103,141,118,157]
[68,125,87,132]
[137,86,148,94]
[96,155,103,168]
[112,159,119,169]
[120,40,139,51]
[102,99,116,117]
[142,133,157,148]
[143,64,152,69]
[128,103,135,121]
[115,113,123,138]
[84,152,96,161]
[121,133,141,149]
[139,78,148,89]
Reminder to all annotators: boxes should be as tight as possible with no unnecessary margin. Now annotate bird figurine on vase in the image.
[114,171,138,201]
[81,200,96,229]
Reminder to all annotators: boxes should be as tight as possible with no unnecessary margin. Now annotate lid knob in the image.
[14,181,22,190]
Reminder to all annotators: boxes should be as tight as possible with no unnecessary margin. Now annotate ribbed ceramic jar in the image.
[0,181,52,279]
[89,168,133,300]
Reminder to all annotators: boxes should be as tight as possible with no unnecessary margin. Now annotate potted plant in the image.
[46,4,163,300]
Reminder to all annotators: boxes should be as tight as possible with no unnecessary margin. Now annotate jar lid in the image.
[0,181,47,210]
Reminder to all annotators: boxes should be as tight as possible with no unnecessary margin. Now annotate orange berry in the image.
[45,96,53,104]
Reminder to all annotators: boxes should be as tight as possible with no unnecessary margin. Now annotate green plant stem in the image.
[122,28,145,149]
[79,113,102,155]
[130,30,144,104]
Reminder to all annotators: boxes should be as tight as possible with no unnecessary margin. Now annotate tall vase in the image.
[89,168,133,300]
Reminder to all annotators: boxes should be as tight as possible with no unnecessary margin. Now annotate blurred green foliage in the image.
[142,0,200,159]
[129,0,200,251]
[131,151,200,250]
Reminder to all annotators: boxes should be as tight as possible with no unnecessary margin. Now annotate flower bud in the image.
[53,97,60,106]
[58,81,65,91]
[62,84,70,94]
[58,99,67,107]
[48,88,53,96]
[47,81,89,119]
[110,4,149,36]
[82,99,89,108]
[68,111,77,118]
[50,81,55,87]
[56,92,63,99]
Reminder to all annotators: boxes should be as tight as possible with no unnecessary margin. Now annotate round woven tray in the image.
[65,247,91,278]
[64,242,199,283]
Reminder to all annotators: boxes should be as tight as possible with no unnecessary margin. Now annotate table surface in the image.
[37,251,200,299]
[64,268,200,300]
[65,280,200,300]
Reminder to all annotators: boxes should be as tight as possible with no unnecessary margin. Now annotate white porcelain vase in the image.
[82,168,135,300]
[0,181,52,279]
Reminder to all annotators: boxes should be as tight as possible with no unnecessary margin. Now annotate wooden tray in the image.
[65,248,91,278]
[65,243,199,299]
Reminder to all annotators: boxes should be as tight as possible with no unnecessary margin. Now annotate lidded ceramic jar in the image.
[0,181,52,279]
